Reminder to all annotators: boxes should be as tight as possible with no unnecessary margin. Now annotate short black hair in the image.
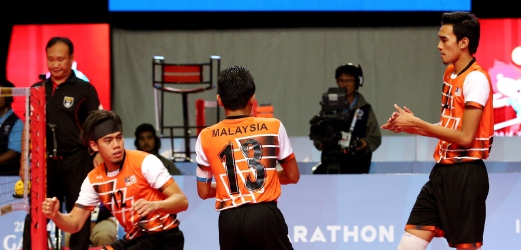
[441,11,480,55]
[134,123,161,154]
[335,63,364,89]
[0,80,15,107]
[46,36,74,55]
[217,66,256,111]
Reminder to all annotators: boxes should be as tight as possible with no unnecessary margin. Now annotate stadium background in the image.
[1,1,521,249]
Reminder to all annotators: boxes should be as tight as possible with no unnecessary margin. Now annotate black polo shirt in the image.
[32,71,101,153]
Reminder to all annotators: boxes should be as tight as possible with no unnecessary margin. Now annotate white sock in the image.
[397,232,429,250]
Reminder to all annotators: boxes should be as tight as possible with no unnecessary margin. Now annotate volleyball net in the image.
[0,87,30,216]
[0,86,47,249]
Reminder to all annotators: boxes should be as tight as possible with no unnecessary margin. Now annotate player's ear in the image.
[217,95,223,107]
[460,37,469,49]
[89,140,99,153]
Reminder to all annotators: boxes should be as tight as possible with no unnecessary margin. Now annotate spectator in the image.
[134,123,182,175]
[0,79,23,176]
[90,203,118,247]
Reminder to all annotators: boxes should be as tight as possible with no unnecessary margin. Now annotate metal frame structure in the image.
[152,55,221,161]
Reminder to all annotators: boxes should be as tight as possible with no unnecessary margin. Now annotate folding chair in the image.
[152,55,221,162]
[255,104,274,118]
[251,99,274,118]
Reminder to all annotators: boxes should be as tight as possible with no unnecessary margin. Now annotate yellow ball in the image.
[14,180,30,196]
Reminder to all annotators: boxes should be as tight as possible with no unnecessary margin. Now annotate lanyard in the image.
[340,108,361,148]
[348,108,361,133]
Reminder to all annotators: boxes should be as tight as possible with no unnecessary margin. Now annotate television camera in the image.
[309,87,361,156]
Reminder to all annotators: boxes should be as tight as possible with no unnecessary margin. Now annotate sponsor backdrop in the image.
[1,173,520,250]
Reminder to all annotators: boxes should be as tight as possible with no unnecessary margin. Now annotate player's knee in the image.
[397,232,429,250]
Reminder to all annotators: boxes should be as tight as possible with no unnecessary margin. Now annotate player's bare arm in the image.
[196,165,216,199]
[42,197,91,233]
[277,157,300,185]
[133,180,189,217]
[197,181,216,200]
[421,105,482,147]
[384,104,482,147]
[0,150,18,165]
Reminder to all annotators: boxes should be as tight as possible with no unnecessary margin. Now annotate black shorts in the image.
[105,227,184,250]
[405,160,489,248]
[218,201,293,250]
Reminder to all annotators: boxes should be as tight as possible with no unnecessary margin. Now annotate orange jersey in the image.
[195,116,295,211]
[434,62,494,164]
[76,150,179,239]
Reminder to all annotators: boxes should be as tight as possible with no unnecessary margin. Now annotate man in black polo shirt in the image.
[22,36,101,250]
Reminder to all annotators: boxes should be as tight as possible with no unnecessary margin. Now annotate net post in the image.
[30,86,47,249]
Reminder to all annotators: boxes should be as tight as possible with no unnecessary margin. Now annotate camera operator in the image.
[311,63,381,174]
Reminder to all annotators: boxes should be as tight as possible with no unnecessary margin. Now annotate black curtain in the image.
[1,12,13,82]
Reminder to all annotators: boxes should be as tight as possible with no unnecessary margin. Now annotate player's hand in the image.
[381,104,415,133]
[92,152,104,167]
[42,197,60,219]
[133,199,157,218]
[381,111,400,130]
